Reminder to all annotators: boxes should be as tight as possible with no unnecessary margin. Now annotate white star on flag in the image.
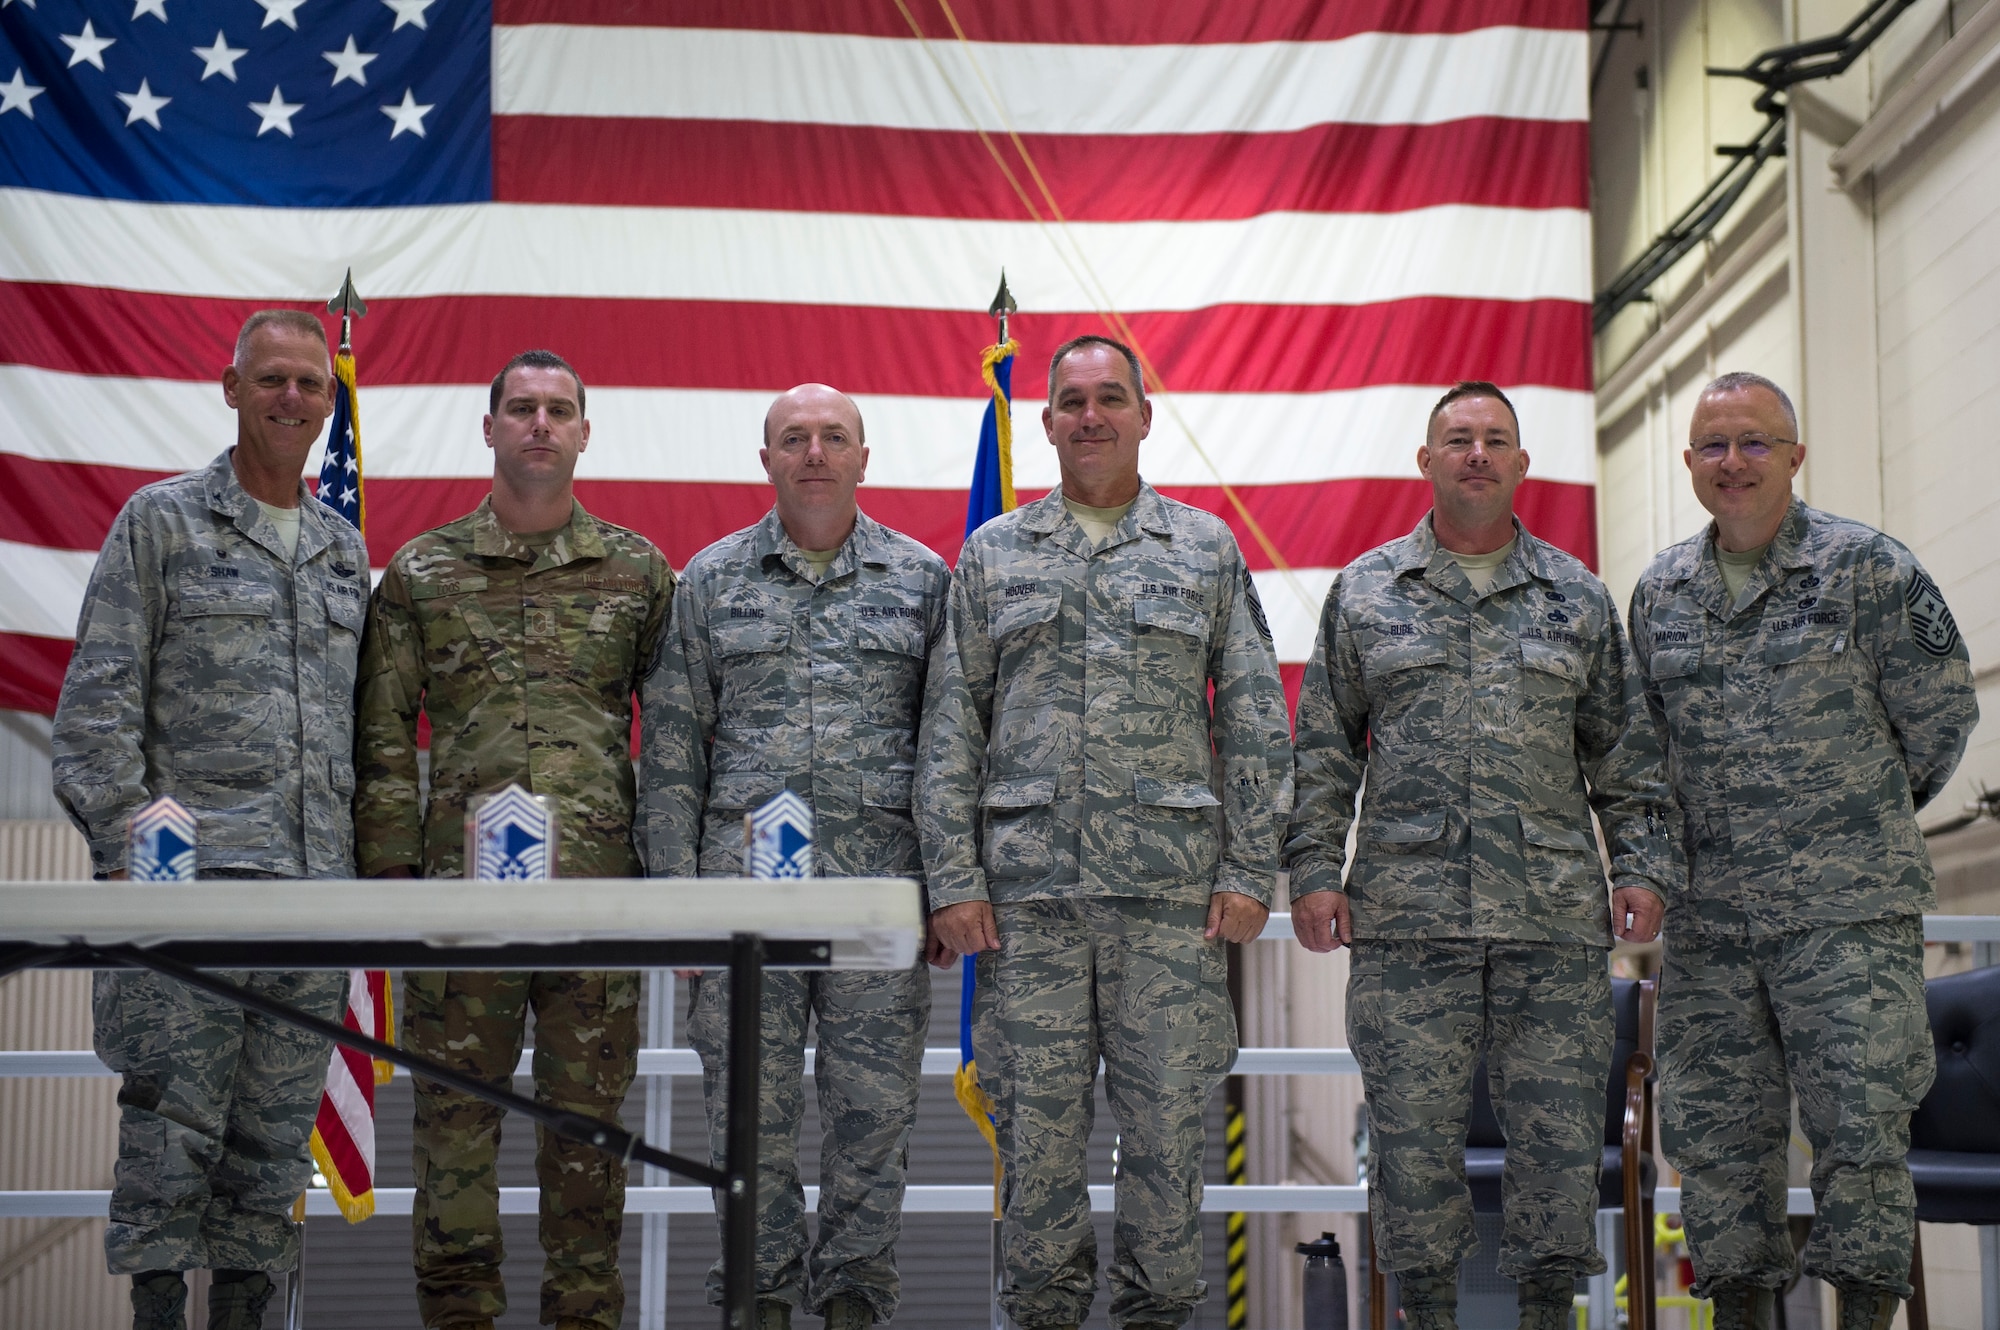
[192,32,247,82]
[116,78,170,128]
[0,67,46,117]
[382,0,434,31]
[324,36,378,88]
[250,85,304,137]
[380,87,432,138]
[61,21,116,70]
[256,0,309,31]
[131,0,170,21]
[1,0,39,10]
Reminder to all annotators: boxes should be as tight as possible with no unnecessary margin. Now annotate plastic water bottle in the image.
[1297,1231,1348,1330]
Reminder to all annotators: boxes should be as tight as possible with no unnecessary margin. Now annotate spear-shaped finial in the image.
[988,270,1016,345]
[326,268,368,352]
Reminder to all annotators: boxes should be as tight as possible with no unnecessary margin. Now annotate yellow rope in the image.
[980,339,1020,512]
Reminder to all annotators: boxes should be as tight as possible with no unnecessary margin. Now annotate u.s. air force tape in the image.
[1905,568,1961,658]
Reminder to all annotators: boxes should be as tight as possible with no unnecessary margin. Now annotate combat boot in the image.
[1706,1282,1774,1330]
[131,1271,187,1330]
[1515,1274,1574,1330]
[1398,1267,1459,1330]
[205,1271,274,1330]
[757,1300,793,1330]
[821,1295,874,1329]
[1834,1285,1900,1330]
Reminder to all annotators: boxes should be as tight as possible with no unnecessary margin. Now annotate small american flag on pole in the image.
[308,273,388,1223]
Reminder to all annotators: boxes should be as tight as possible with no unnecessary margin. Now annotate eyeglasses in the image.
[1691,433,1794,461]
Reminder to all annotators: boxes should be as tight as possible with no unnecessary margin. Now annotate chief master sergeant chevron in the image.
[1284,381,1680,1330]
[51,308,369,1330]
[918,335,1293,1330]
[1628,372,1978,1330]
[640,382,948,1330]
[352,350,673,1330]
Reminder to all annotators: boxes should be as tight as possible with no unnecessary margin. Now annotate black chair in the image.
[1368,977,1658,1330]
[1906,962,2000,1330]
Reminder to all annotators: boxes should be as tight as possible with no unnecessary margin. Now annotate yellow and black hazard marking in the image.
[1225,1100,1247,1329]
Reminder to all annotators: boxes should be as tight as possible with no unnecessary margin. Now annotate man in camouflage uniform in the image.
[641,383,947,1330]
[918,336,1292,1330]
[1628,372,1978,1330]
[353,350,672,1330]
[52,309,368,1330]
[1285,382,1679,1330]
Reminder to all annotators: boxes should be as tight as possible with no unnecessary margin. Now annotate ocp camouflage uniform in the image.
[353,496,671,1330]
[1284,515,1679,1286]
[52,449,367,1274]
[640,508,946,1320]
[1629,498,1977,1300]
[917,485,1292,1330]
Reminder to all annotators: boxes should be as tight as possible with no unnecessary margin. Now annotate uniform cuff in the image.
[1214,864,1275,908]
[1288,861,1344,902]
[925,867,990,912]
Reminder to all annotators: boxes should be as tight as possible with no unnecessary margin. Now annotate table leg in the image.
[723,933,764,1329]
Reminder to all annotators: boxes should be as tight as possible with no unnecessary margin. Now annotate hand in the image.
[924,919,958,970]
[106,869,129,881]
[1291,890,1352,953]
[1204,890,1270,945]
[932,901,1000,957]
[1612,886,1664,944]
[371,865,417,878]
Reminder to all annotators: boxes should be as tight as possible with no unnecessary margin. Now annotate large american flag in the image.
[0,0,1595,714]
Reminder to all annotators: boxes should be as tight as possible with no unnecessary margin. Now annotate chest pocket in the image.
[854,612,928,732]
[1764,629,1856,741]
[1133,595,1208,708]
[1360,629,1452,743]
[712,615,793,714]
[563,576,650,688]
[1514,639,1586,753]
[993,592,1060,641]
[171,571,282,687]
[409,576,513,686]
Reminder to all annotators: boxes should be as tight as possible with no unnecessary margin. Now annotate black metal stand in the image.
[0,932,794,1330]
[723,933,763,1328]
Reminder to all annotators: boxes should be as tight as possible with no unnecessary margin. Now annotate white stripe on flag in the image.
[494,25,1589,130]
[0,369,1598,489]
[0,191,1592,309]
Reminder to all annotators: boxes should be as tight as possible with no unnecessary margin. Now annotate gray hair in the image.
[233,309,328,369]
[1700,371,1798,437]
[1047,334,1146,404]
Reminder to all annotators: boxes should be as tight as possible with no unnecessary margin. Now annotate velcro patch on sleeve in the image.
[1905,568,1961,658]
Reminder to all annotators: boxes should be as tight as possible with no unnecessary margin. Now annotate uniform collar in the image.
[205,447,337,567]
[1017,480,1172,557]
[469,495,603,568]
[1683,496,1812,620]
[1393,511,1548,603]
[752,506,892,581]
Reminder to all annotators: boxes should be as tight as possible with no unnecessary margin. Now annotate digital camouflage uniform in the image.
[1629,499,1977,1299]
[1285,515,1679,1286]
[640,508,947,1320]
[353,496,671,1330]
[52,449,367,1275]
[917,485,1292,1330]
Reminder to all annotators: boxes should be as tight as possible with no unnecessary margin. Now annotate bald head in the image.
[764,383,864,449]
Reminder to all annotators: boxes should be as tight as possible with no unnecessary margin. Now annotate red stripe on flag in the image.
[2,459,1594,576]
[0,632,69,715]
[1,284,1593,395]
[493,0,1585,40]
[493,117,1589,218]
